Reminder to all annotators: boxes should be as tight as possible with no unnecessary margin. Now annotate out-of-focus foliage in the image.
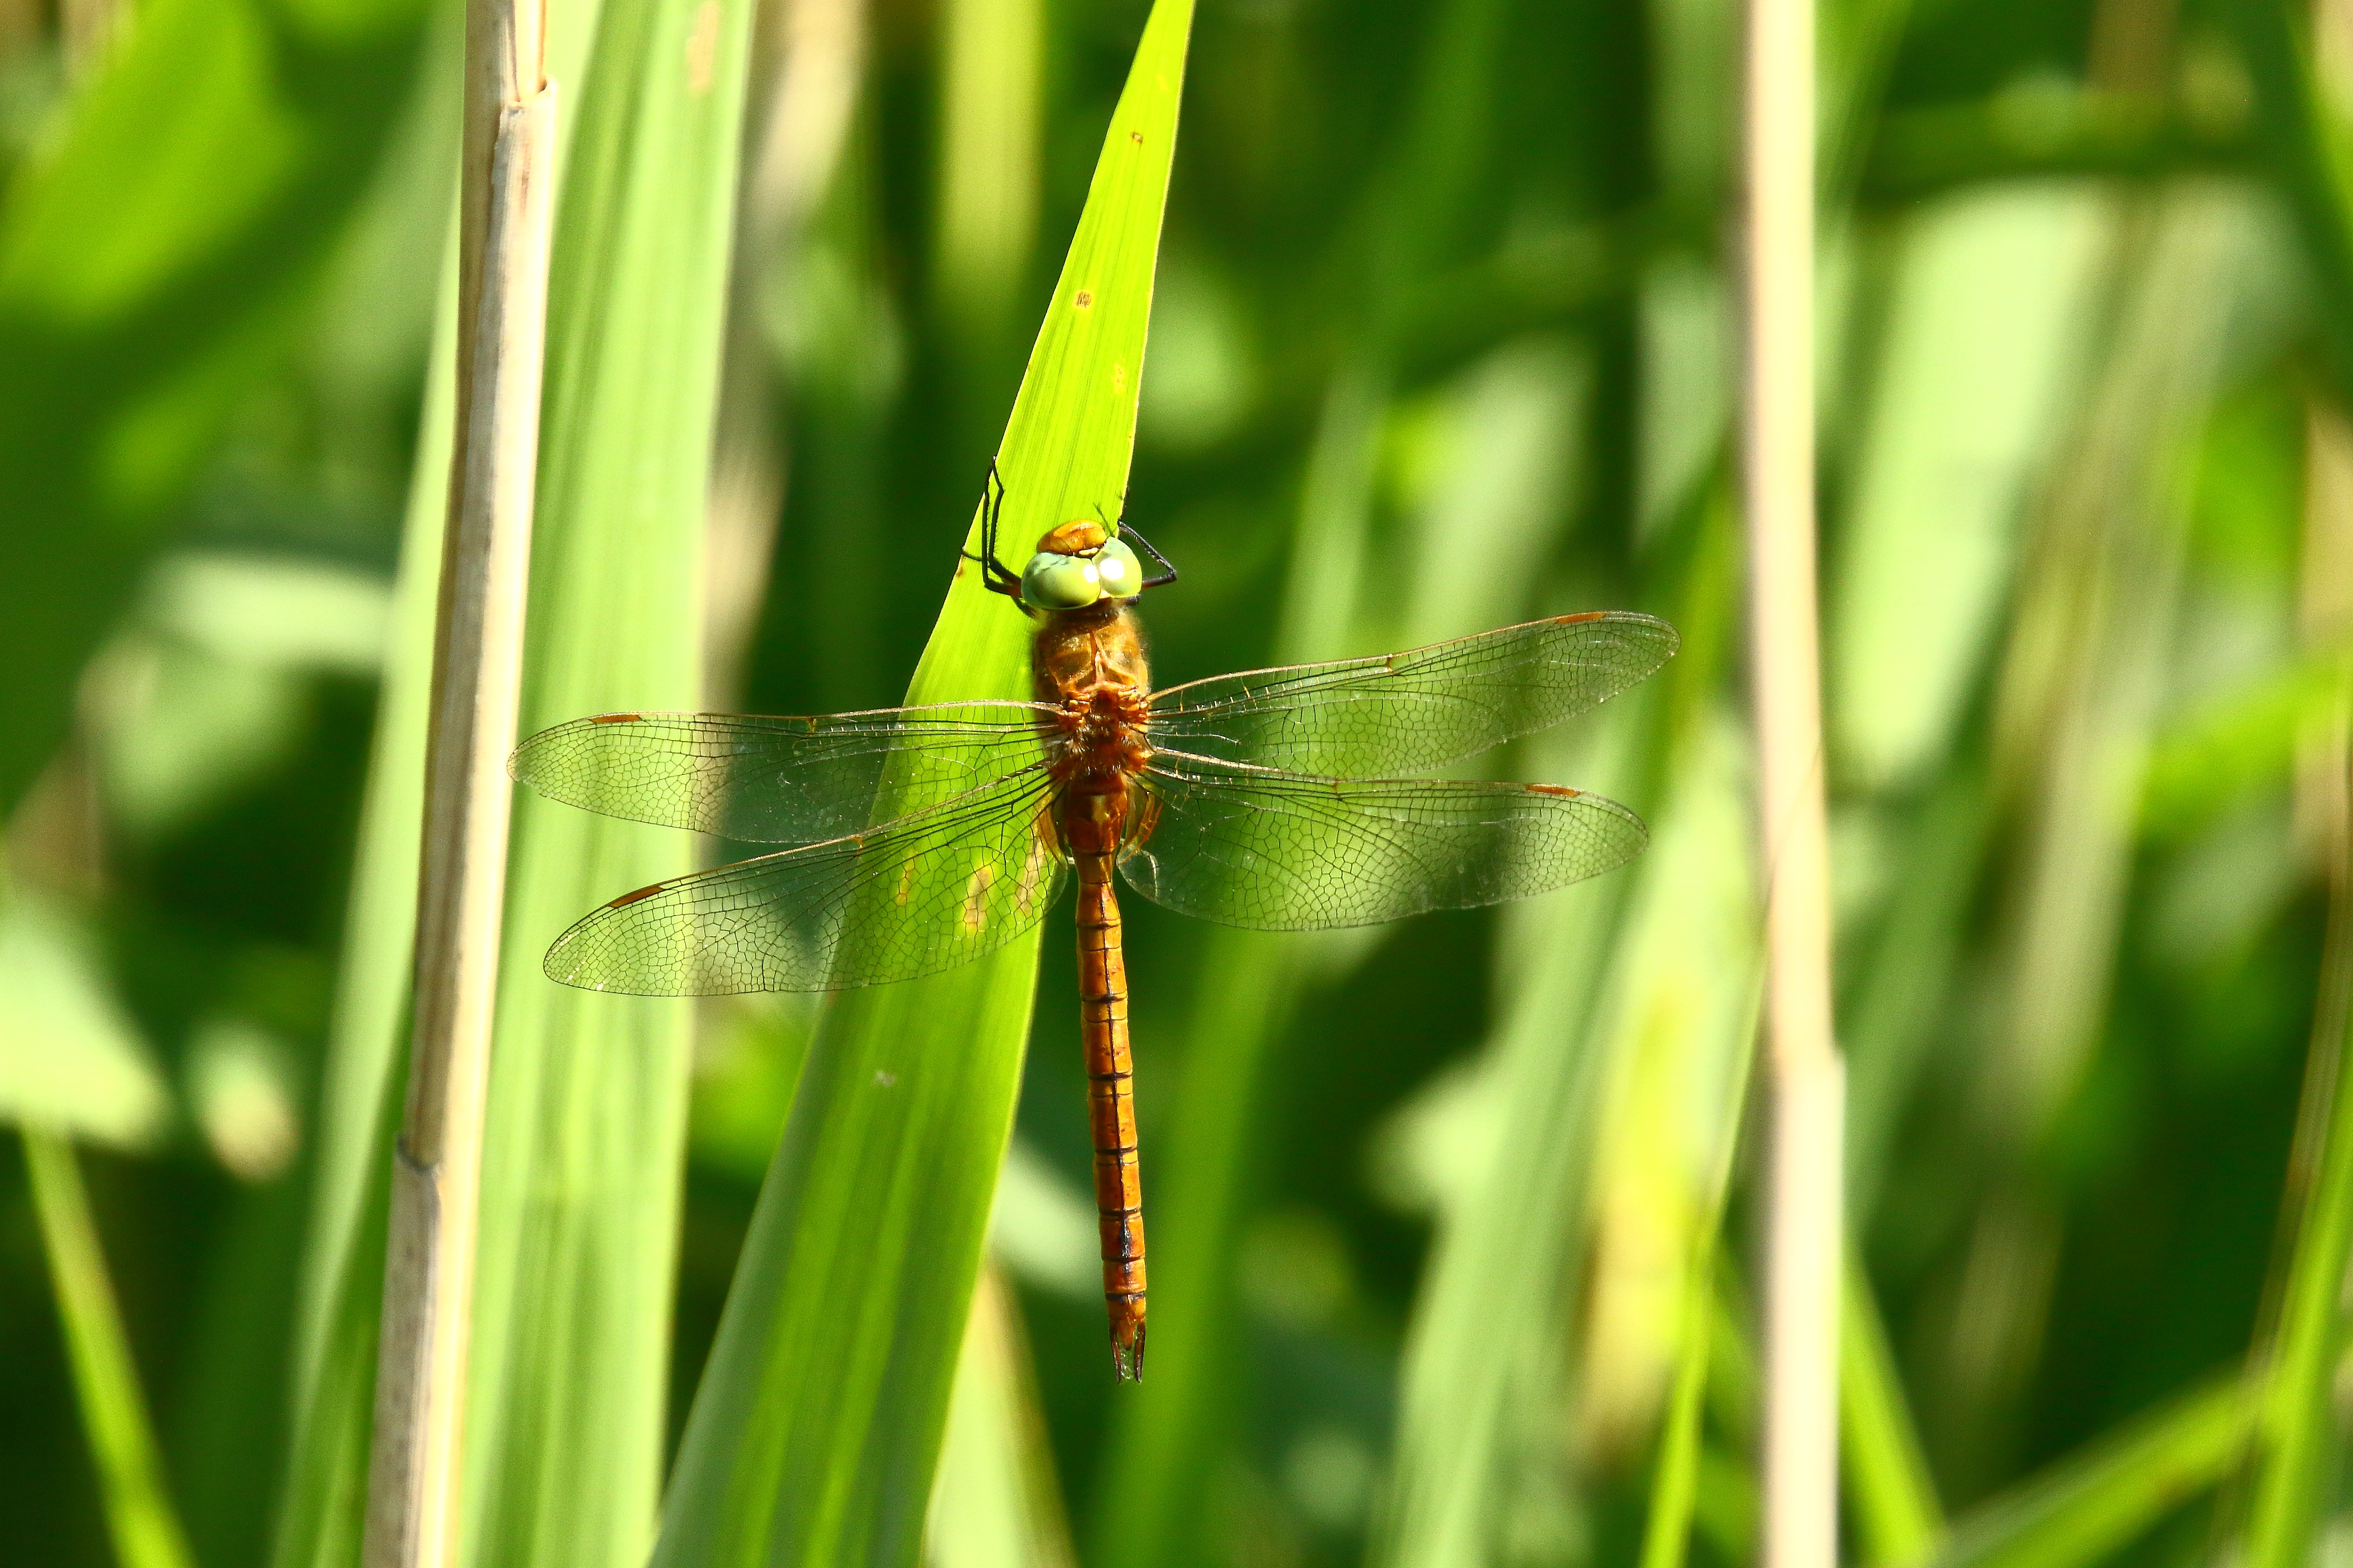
[12,0,2353,1566]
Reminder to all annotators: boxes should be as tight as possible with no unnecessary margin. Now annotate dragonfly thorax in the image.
[1033,599,1150,705]
[1035,601,1152,782]
[1052,686,1152,781]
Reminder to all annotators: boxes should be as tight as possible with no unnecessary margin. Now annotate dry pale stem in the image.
[360,8,557,1565]
[1741,0,1841,1562]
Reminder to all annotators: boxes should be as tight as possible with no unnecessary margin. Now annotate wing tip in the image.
[509,712,641,785]
[1554,606,1681,648]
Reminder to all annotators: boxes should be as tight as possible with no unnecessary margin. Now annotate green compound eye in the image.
[1021,551,1102,610]
[1091,537,1142,597]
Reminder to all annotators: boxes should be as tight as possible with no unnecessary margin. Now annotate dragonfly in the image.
[509,473,1677,1380]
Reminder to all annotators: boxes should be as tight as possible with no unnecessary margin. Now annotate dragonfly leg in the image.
[963,461,1024,599]
[1118,521,1179,590]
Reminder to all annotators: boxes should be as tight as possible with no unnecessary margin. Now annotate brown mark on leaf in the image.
[1112,359,1127,394]
[1130,130,1144,145]
[1075,289,1094,309]
[686,1,721,93]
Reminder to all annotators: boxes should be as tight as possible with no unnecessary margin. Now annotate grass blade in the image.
[2231,0,2353,406]
[1640,1284,1715,1568]
[2246,795,2353,1563]
[22,1127,195,1568]
[925,1266,1076,1568]
[1927,1376,2252,1568]
[2232,13,2353,1563]
[1373,702,1661,1567]
[457,0,756,1561]
[1376,493,1731,1567]
[1841,1250,1943,1566]
[1639,933,1761,1568]
[648,7,1192,1563]
[277,1,602,1555]
[273,261,455,1568]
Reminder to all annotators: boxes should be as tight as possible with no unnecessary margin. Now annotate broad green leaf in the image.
[0,0,430,817]
[648,6,1192,1563]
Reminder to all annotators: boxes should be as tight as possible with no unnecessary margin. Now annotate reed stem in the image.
[360,2,555,1564]
[1740,0,1842,1562]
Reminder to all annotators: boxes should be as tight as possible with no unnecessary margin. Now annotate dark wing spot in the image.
[591,713,643,725]
[608,882,665,908]
[1524,783,1581,797]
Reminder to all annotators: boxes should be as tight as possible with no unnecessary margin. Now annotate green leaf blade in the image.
[648,7,1192,1565]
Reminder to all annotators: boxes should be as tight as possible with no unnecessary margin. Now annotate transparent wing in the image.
[510,702,1050,845]
[1117,753,1648,931]
[1146,612,1676,778]
[542,767,1067,995]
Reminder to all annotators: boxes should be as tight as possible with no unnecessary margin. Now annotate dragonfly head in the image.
[1019,520,1144,611]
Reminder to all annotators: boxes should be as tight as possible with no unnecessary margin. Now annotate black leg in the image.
[961,461,1022,598]
[1120,521,1180,589]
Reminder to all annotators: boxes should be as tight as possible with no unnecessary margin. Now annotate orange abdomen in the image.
[1064,784,1147,1379]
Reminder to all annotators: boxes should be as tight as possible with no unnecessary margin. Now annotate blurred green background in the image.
[9,0,2353,1563]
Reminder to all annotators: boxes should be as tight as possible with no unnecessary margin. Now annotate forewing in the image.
[1117,755,1647,931]
[542,767,1068,995]
[510,702,1050,845]
[1146,612,1676,777]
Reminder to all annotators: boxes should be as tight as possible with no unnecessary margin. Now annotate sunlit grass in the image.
[14,2,2353,1567]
